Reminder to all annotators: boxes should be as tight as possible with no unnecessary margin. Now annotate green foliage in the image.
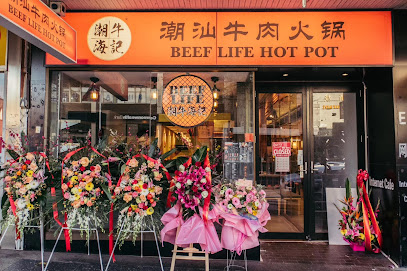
[345,178,350,200]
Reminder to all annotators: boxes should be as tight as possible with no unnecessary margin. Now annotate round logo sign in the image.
[87,16,131,61]
[162,75,214,128]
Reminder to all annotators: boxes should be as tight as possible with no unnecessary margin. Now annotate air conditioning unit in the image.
[50,1,66,17]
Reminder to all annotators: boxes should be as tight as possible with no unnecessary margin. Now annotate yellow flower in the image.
[359,233,365,240]
[26,170,34,177]
[253,210,258,216]
[146,207,154,215]
[85,182,94,192]
[27,203,34,210]
[70,176,78,183]
[340,229,347,236]
[75,194,80,200]
[131,204,137,211]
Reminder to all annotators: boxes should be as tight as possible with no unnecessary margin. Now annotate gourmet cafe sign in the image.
[0,0,76,63]
[162,75,213,128]
[46,11,391,66]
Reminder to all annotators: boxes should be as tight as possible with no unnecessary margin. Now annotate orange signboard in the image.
[162,75,213,128]
[46,11,392,66]
[0,0,76,63]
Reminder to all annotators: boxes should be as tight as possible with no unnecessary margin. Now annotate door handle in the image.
[310,161,316,173]
[300,161,308,174]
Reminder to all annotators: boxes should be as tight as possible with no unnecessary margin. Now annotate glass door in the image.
[257,84,361,239]
[257,91,306,236]
[310,89,359,236]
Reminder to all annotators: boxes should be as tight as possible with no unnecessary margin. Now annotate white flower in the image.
[237,194,242,198]
[141,175,149,182]
[30,180,40,189]
[69,195,76,201]
[179,165,185,172]
[246,185,253,191]
[220,190,225,195]
[200,178,207,184]
[16,199,26,209]
[255,200,260,207]
[186,179,192,185]
[141,189,149,196]
[176,182,182,189]
[227,204,233,210]
[201,191,209,198]
[205,167,211,172]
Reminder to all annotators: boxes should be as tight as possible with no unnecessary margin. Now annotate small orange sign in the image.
[0,0,76,63]
[162,75,213,128]
[46,11,392,66]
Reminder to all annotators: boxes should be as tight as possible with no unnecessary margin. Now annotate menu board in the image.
[224,141,254,181]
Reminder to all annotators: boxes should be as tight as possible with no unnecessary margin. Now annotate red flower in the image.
[25,160,31,165]
[195,162,202,167]
[192,186,198,192]
[80,166,86,172]
[128,207,132,212]
[90,166,95,171]
[143,205,148,210]
[147,194,153,200]
[174,170,180,176]
[143,183,148,189]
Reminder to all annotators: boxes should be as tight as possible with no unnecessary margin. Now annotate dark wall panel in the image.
[365,67,399,264]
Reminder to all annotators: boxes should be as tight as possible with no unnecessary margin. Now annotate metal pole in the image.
[105,221,125,271]
[95,228,103,271]
[44,227,63,271]
[0,224,10,245]
[151,216,164,271]
[40,207,45,271]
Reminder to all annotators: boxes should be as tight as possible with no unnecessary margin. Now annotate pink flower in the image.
[94,165,101,172]
[132,192,139,197]
[225,188,234,198]
[128,159,139,168]
[64,192,71,199]
[232,197,241,207]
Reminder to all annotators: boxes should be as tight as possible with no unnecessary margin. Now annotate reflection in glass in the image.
[312,92,357,233]
[258,93,304,233]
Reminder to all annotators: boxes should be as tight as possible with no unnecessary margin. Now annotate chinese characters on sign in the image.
[162,75,213,127]
[169,19,344,58]
[0,0,76,63]
[87,16,131,61]
[45,12,392,66]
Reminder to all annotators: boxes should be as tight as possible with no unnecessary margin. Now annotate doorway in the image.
[256,84,363,239]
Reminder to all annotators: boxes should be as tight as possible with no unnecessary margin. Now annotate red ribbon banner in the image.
[357,170,383,253]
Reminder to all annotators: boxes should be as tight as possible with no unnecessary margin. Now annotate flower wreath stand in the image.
[1,152,51,271]
[45,146,112,271]
[161,152,222,271]
[105,154,168,271]
[214,181,271,271]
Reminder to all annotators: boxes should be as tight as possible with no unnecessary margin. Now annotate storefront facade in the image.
[3,3,407,267]
[44,10,393,242]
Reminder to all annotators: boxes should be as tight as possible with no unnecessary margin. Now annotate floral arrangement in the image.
[336,173,381,251]
[61,152,111,233]
[2,152,48,232]
[171,147,214,220]
[113,155,167,246]
[215,182,267,218]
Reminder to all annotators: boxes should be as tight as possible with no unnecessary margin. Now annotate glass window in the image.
[49,71,254,182]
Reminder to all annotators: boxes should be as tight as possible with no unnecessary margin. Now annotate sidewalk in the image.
[0,241,398,271]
